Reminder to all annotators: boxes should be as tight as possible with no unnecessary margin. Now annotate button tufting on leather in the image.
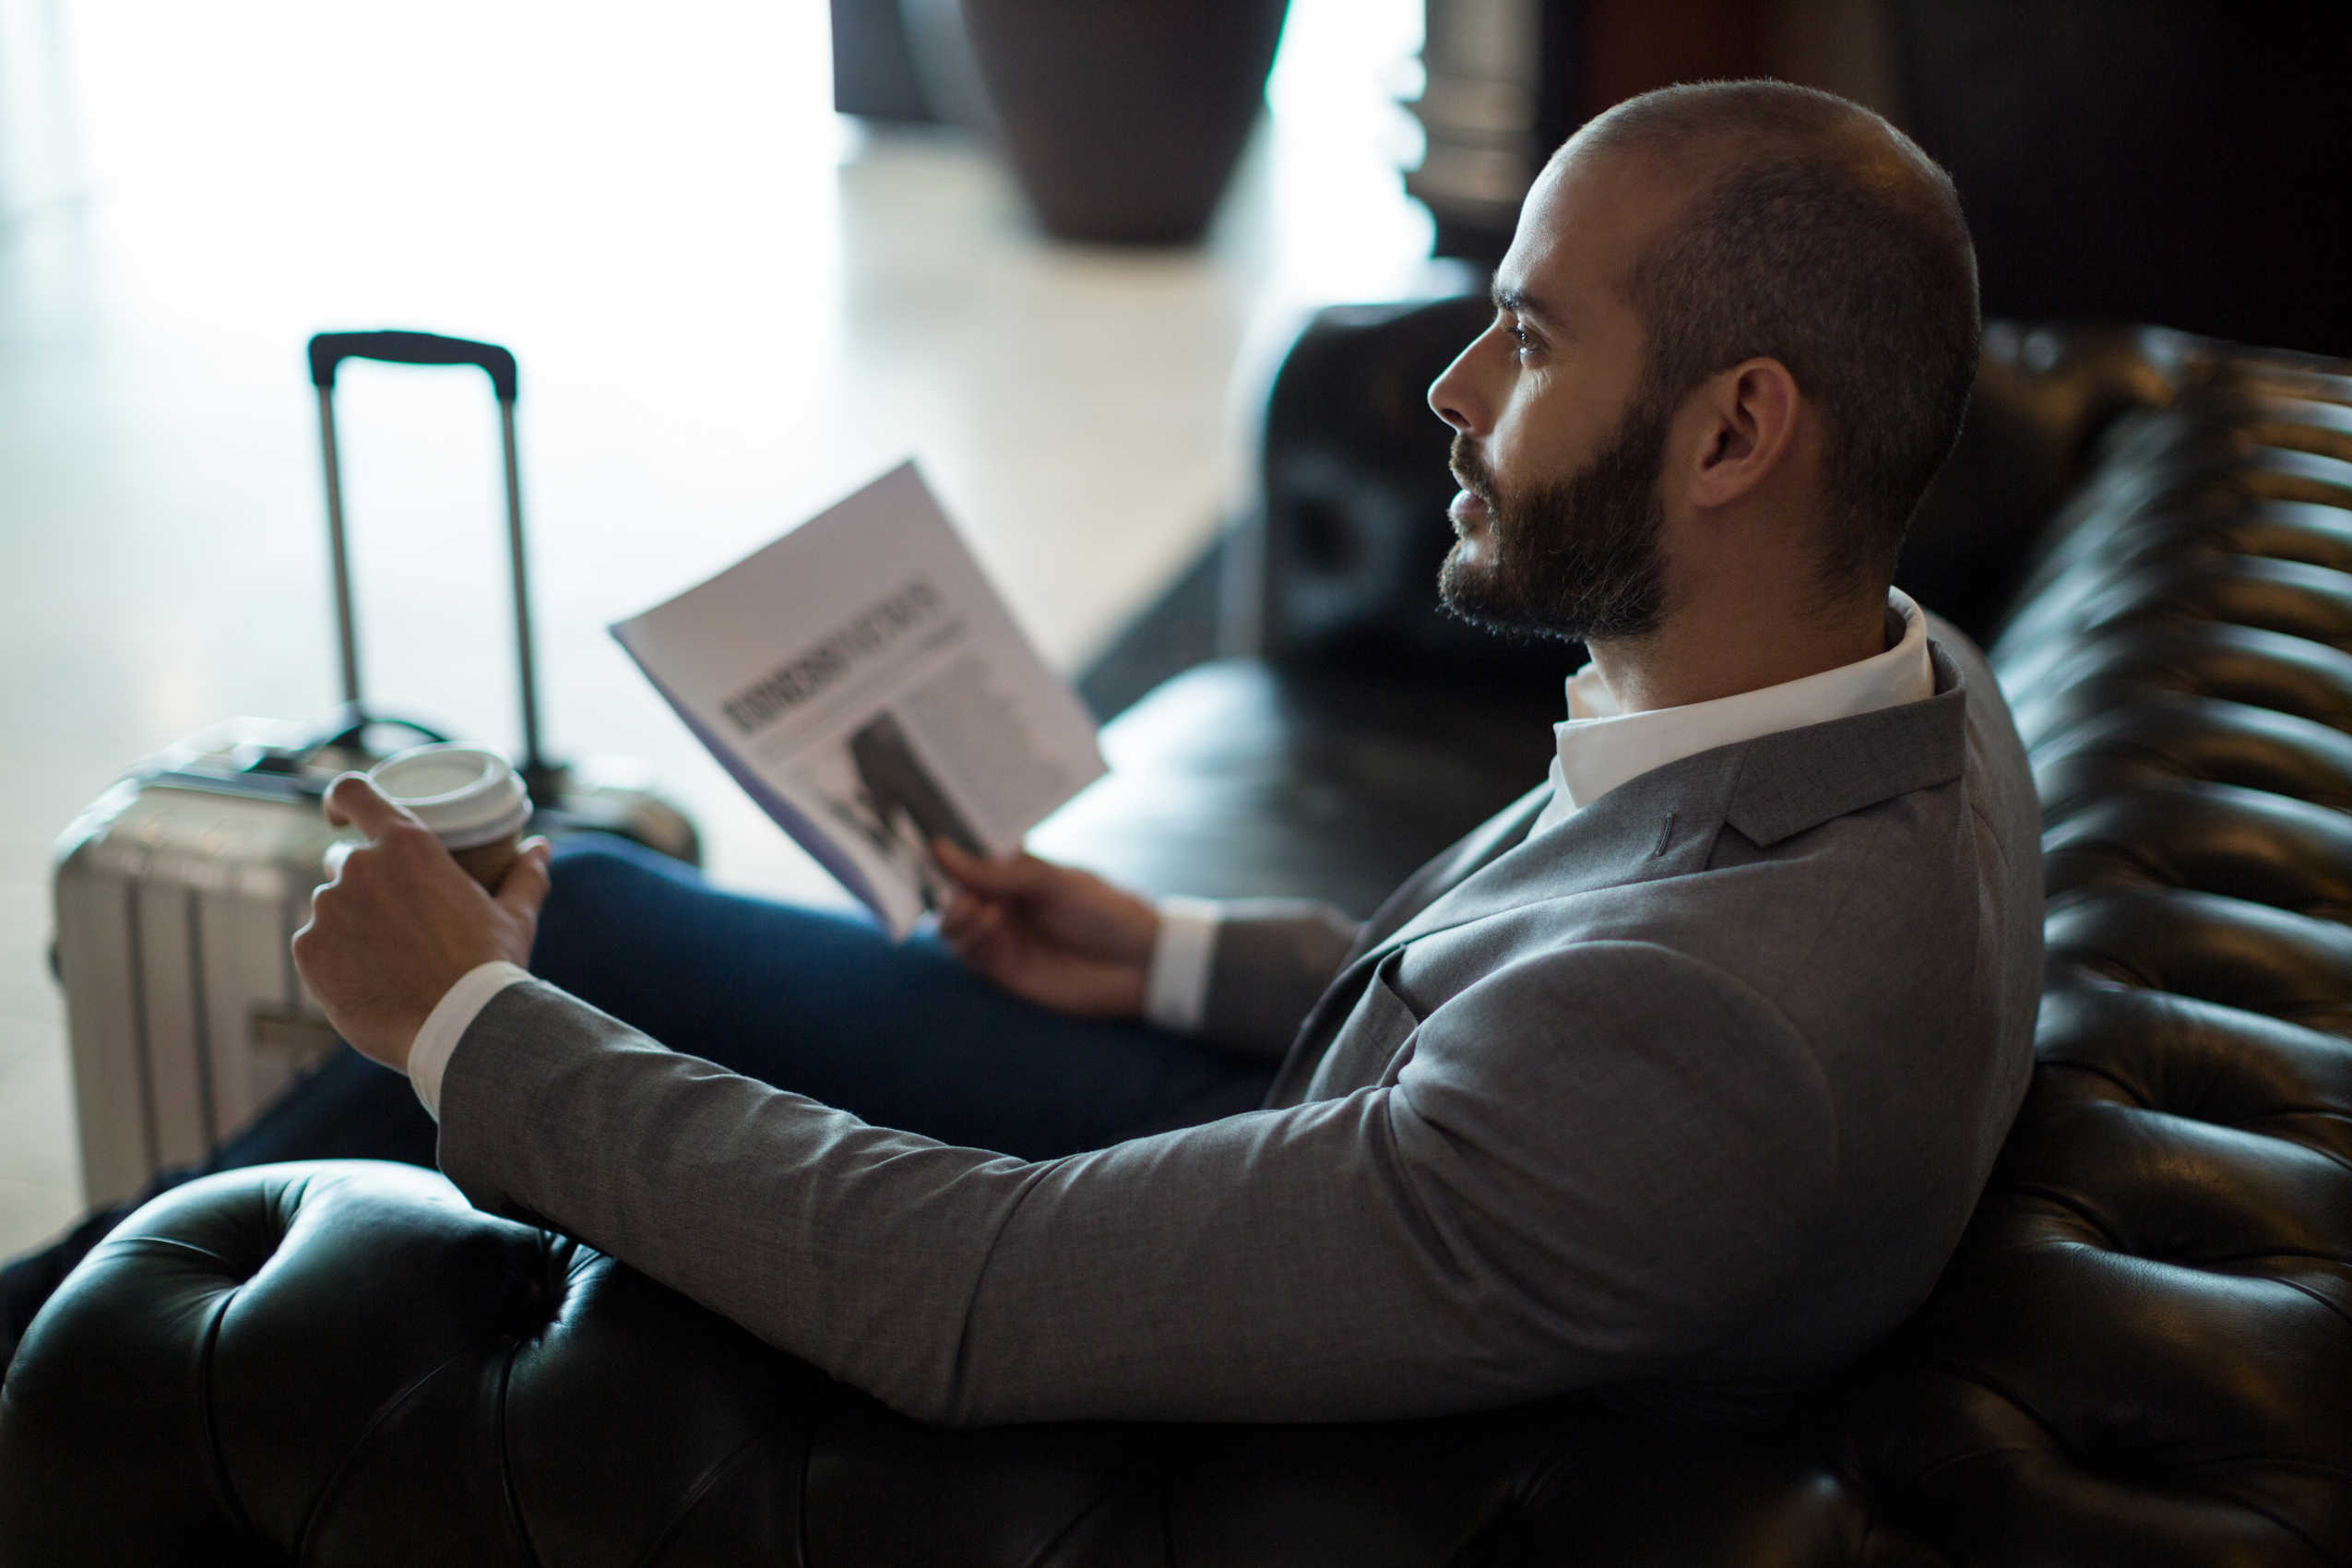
[2041,778,2352,917]
[2031,694,2352,821]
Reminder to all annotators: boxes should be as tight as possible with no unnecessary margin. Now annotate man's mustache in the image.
[1449,435,1498,507]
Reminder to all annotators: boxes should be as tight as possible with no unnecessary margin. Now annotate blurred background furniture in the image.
[6,307,2351,1563]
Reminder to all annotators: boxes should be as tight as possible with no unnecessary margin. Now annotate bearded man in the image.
[3,79,2040,1431]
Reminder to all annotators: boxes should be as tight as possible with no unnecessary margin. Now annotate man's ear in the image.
[1680,357,1802,511]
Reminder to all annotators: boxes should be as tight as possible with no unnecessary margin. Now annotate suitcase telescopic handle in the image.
[308,330,519,402]
[307,329,548,786]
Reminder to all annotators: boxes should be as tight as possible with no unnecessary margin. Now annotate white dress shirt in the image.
[406,591,1935,1119]
[1530,587,1934,836]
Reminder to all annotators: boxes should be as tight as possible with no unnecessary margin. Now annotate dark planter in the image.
[910,0,1293,246]
[897,0,996,131]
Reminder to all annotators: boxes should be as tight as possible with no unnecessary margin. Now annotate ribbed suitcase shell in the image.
[53,721,354,1209]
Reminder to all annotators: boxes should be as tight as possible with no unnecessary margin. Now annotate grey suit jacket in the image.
[437,628,2042,1427]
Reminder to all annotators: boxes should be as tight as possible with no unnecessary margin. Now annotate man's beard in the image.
[1437,390,1672,645]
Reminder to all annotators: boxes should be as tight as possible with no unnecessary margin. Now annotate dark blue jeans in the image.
[4,835,1273,1344]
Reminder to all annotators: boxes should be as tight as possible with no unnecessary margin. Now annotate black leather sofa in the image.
[5,301,2351,1564]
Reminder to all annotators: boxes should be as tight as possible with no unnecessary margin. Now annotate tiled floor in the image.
[0,1,1437,1255]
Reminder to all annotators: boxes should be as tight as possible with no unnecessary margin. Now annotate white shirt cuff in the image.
[409,959,533,1121]
[1143,896,1223,1034]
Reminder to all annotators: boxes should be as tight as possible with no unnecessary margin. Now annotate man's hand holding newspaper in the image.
[932,839,1158,1018]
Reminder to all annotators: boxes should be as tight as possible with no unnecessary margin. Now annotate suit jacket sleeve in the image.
[1195,898,1360,1059]
[435,939,1839,1427]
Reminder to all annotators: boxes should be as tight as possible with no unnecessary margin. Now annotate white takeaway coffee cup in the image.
[367,742,533,890]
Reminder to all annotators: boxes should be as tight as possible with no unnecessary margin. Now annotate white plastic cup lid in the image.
[366,743,531,849]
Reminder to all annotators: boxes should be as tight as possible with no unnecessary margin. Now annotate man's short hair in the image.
[1577,81,1980,590]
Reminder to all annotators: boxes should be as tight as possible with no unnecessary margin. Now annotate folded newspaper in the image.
[611,462,1106,938]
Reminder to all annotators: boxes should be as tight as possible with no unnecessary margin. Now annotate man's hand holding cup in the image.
[292,757,552,1074]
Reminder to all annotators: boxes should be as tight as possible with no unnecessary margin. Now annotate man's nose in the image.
[1427,337,1484,434]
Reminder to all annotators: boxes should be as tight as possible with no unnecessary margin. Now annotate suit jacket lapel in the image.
[1265,783,1552,1108]
[1346,781,1553,960]
[1358,745,1742,967]
[1261,756,1738,1108]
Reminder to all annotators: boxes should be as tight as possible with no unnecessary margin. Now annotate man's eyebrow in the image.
[1490,280,1565,332]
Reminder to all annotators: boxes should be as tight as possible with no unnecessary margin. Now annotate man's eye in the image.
[1507,323,1537,355]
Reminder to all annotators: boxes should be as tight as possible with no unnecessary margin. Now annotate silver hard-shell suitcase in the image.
[53,330,697,1208]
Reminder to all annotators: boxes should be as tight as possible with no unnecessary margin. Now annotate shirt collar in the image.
[1548,588,1936,817]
